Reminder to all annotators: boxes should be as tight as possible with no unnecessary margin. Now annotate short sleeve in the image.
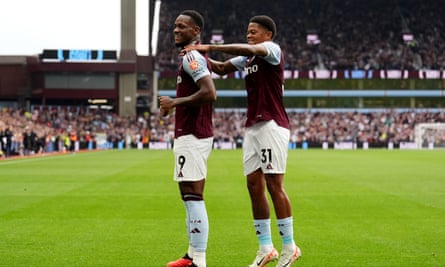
[261,41,281,65]
[182,50,211,82]
[230,56,247,71]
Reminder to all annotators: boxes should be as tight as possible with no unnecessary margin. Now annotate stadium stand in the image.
[2,0,445,157]
[1,106,444,158]
[156,0,445,73]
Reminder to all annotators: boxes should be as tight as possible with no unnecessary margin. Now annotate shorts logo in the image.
[266,163,274,170]
[189,60,199,71]
[190,228,201,234]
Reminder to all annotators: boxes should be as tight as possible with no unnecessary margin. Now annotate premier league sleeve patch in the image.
[183,51,210,82]
[189,60,199,71]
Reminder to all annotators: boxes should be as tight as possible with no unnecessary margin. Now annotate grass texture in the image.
[0,149,444,266]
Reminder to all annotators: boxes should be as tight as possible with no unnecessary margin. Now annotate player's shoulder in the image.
[182,50,205,63]
[261,41,281,51]
[181,50,210,78]
[182,50,207,68]
[261,41,281,64]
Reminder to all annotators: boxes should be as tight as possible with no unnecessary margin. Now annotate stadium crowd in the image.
[2,0,445,157]
[1,107,444,158]
[156,0,445,72]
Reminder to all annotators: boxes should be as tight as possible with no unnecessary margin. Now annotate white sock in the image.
[282,242,296,252]
[254,219,273,249]
[187,245,194,258]
[185,200,209,251]
[277,217,295,249]
[193,251,206,267]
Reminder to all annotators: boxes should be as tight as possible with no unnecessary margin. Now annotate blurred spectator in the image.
[1,106,444,157]
[155,0,445,72]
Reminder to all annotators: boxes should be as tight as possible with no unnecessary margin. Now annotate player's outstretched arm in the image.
[209,58,237,76]
[182,43,268,75]
[183,43,268,57]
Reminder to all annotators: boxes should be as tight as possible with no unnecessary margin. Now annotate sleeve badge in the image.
[189,60,199,71]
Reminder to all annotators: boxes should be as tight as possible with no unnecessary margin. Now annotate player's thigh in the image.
[173,135,213,181]
[256,121,290,174]
[243,128,260,176]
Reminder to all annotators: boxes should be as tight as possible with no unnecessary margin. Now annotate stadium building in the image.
[0,0,154,117]
[0,0,444,155]
[1,0,444,115]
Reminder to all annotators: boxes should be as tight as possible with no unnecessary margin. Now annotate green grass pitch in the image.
[1,149,444,266]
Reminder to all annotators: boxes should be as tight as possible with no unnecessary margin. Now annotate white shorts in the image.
[243,120,290,176]
[173,134,213,182]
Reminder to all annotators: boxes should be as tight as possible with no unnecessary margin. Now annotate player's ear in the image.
[194,25,201,34]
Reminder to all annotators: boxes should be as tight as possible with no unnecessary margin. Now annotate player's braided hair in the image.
[180,10,204,31]
[250,15,277,39]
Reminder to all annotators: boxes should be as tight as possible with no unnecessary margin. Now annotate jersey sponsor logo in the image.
[244,64,259,75]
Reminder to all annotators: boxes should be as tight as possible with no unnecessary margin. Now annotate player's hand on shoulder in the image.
[180,44,209,55]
